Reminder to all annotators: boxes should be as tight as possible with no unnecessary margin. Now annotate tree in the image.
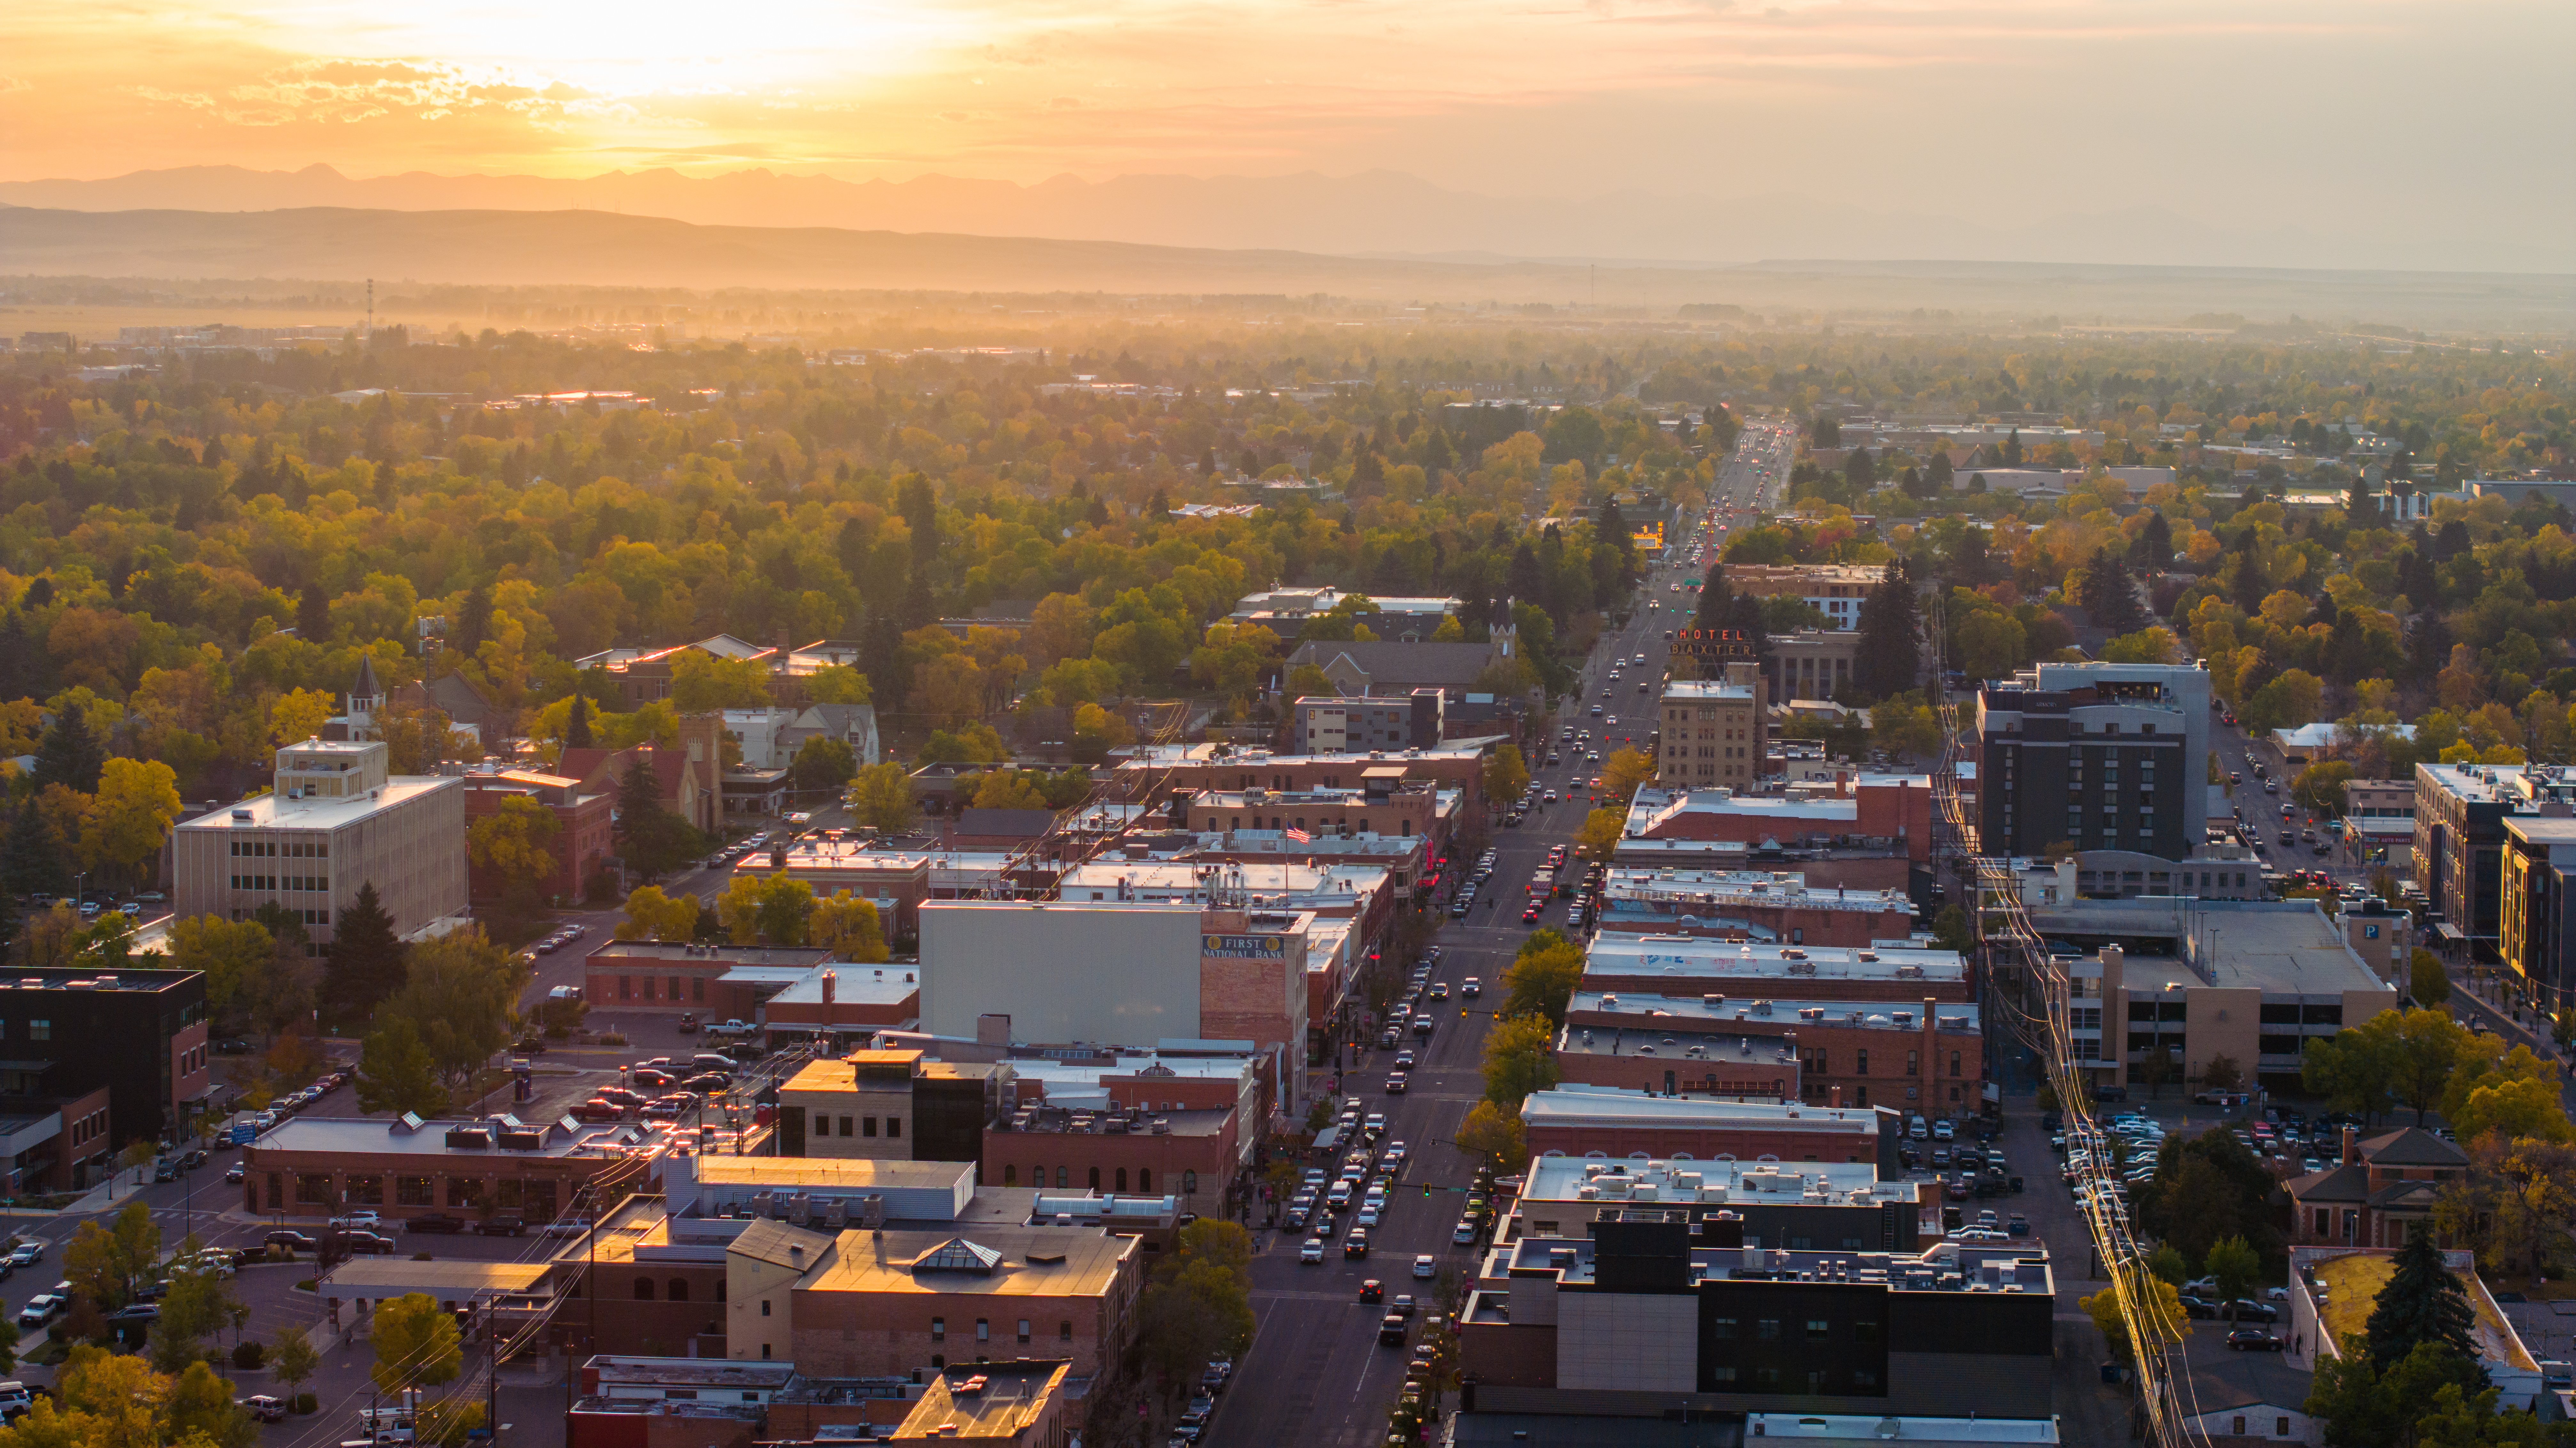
[1135,1220,1255,1384]
[165,916,275,1031]
[717,872,816,946]
[322,881,406,1018]
[1481,745,1529,807]
[65,1201,160,1309]
[2412,950,2454,1007]
[79,757,181,885]
[2131,1127,2283,1271]
[1502,937,1584,1025]
[1455,1098,1527,1172]
[668,652,772,712]
[1954,609,2026,681]
[2294,760,2357,816]
[808,893,889,962]
[1480,1013,1560,1108]
[614,885,701,943]
[467,794,560,906]
[2365,1224,2478,1368]
[371,1293,463,1395]
[613,755,700,880]
[154,1266,243,1374]
[1,796,67,899]
[167,1359,258,1448]
[562,690,594,750]
[353,1016,445,1118]
[843,760,916,834]
[2305,1340,2501,1448]
[2206,1235,2261,1320]
[802,665,873,705]
[31,704,106,793]
[267,688,335,749]
[1600,748,1655,803]
[2146,1243,2189,1285]
[269,1325,321,1401]
[1852,560,1921,699]
[381,930,524,1088]
[2081,1278,2183,1365]
[1573,807,1624,862]
[788,736,858,799]
[2201,1053,2244,1092]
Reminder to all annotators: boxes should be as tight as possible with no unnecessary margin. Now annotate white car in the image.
[328,1210,381,1231]
[4,1242,40,1267]
[13,1297,60,1329]
[1299,1238,1326,1264]
[1412,1255,1438,1279]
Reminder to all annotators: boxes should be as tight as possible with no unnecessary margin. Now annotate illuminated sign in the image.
[1671,628,1761,661]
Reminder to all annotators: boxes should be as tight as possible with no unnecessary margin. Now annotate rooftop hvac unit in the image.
[787,1193,812,1225]
[823,1198,849,1230]
[1894,964,1926,979]
[751,1190,776,1218]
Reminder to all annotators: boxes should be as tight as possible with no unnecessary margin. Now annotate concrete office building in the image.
[1765,628,1863,706]
[170,738,467,954]
[1657,668,1766,791]
[1719,564,1887,631]
[1975,663,2210,863]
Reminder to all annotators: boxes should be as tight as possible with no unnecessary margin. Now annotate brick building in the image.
[1656,669,1766,792]
[1113,740,1494,830]
[1621,778,1934,864]
[459,769,614,902]
[1290,692,1445,753]
[557,713,729,836]
[1591,868,1917,947]
[766,1225,1143,1380]
[774,1049,1008,1166]
[1181,777,1438,841]
[1566,990,1983,1115]
[987,1104,1237,1217]
[1582,936,1970,1005]
[581,942,842,1020]
[1552,1024,1801,1101]
[1516,1087,1899,1170]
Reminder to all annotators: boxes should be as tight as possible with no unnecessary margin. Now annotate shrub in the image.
[295,1392,319,1415]
[233,1340,268,1368]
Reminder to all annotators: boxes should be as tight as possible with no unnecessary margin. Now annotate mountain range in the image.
[0,164,2559,276]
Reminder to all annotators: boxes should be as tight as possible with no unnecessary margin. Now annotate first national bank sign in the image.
[1203,934,1287,959]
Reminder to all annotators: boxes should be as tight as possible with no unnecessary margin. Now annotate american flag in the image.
[1285,827,1311,843]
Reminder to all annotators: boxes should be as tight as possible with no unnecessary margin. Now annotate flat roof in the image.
[587,941,837,967]
[1660,681,1755,702]
[173,776,455,831]
[319,1259,551,1295]
[689,1157,974,1192]
[1585,935,1966,983]
[897,1362,1068,1440]
[801,1224,1136,1298]
[248,1116,641,1159]
[765,964,919,1005]
[1627,790,1860,826]
[1601,868,1911,913]
[1555,1022,1800,1068]
[1742,1414,2059,1444]
[2039,898,2396,996]
[1519,1085,1882,1134]
[1493,1234,2047,1295]
[1572,991,1977,1033]
[1523,1154,1904,1207]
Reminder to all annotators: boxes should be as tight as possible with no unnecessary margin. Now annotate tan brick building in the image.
[1656,666,1767,791]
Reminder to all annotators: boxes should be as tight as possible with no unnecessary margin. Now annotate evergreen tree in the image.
[1854,560,1923,699]
[1842,447,1875,500]
[452,586,493,658]
[2407,610,2453,684]
[2081,547,2146,634]
[564,693,593,750]
[2399,547,2441,612]
[1926,452,1955,491]
[323,882,406,1018]
[0,614,35,702]
[613,755,697,880]
[33,704,106,794]
[2364,1224,2478,1369]
[2129,512,2174,570]
[2002,429,2023,466]
[1,796,68,899]
[297,582,332,640]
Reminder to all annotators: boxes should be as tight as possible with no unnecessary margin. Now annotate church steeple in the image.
[347,654,384,731]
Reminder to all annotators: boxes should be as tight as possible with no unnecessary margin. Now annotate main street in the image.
[1203,419,1783,1447]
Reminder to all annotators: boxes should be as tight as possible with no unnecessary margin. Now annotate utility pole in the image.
[365,278,374,342]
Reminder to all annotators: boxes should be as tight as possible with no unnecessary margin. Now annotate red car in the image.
[572,1100,625,1123]
[631,1068,677,1089]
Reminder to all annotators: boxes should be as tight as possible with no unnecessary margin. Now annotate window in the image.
[692,976,706,1002]
[1907,1051,1918,1075]
[760,1301,771,1318]
[295,1174,330,1205]
[397,1175,433,1206]
[2277,1419,2290,1437]
[1018,1319,1031,1344]
[1950,1051,1962,1077]
[888,1118,901,1139]
[1708,1366,1737,1384]
[931,1317,945,1341]
[1088,1167,1101,1190]
[668,1279,689,1302]
[1756,1318,1781,1342]
[1806,1319,1831,1341]
[1855,1049,1869,1076]
[1709,1317,1736,1340]
[1115,1169,1128,1192]
[860,1117,875,1137]
[1853,1321,1880,1344]
[2233,1419,2245,1437]
[27,1021,47,1042]
[1003,1166,1016,1187]
[1056,1167,1068,1188]
[619,976,632,1001]
[1059,1321,1073,1342]
[975,1319,989,1343]
[635,1279,655,1301]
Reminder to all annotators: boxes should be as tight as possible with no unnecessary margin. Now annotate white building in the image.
[169,739,467,954]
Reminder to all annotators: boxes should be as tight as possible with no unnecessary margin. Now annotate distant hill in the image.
[2,205,2569,330]
[1,163,2563,276]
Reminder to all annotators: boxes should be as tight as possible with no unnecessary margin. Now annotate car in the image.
[328,1232,397,1255]
[682,1072,733,1093]
[1300,1237,1326,1264]
[13,1297,61,1329]
[327,1210,380,1231]
[2177,1294,2219,1319]
[1461,978,1480,998]
[1452,1219,1478,1245]
[1359,1279,1384,1303]
[407,1214,467,1234]
[106,1303,159,1325]
[2229,1299,2280,1323]
[1412,1254,1437,1279]
[240,1396,288,1423]
[2227,1329,2286,1352]
[1345,1232,1371,1259]
[1383,1072,1409,1095]
[153,1160,177,1182]
[223,1161,246,1184]
[631,1067,677,1089]
[263,1230,318,1253]
[675,1013,699,1034]
[478,1215,526,1237]
[572,1100,626,1123]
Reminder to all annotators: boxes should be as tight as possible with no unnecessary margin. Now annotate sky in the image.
[4,0,2571,258]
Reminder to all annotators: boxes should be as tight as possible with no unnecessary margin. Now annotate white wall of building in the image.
[918,901,1207,1046]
